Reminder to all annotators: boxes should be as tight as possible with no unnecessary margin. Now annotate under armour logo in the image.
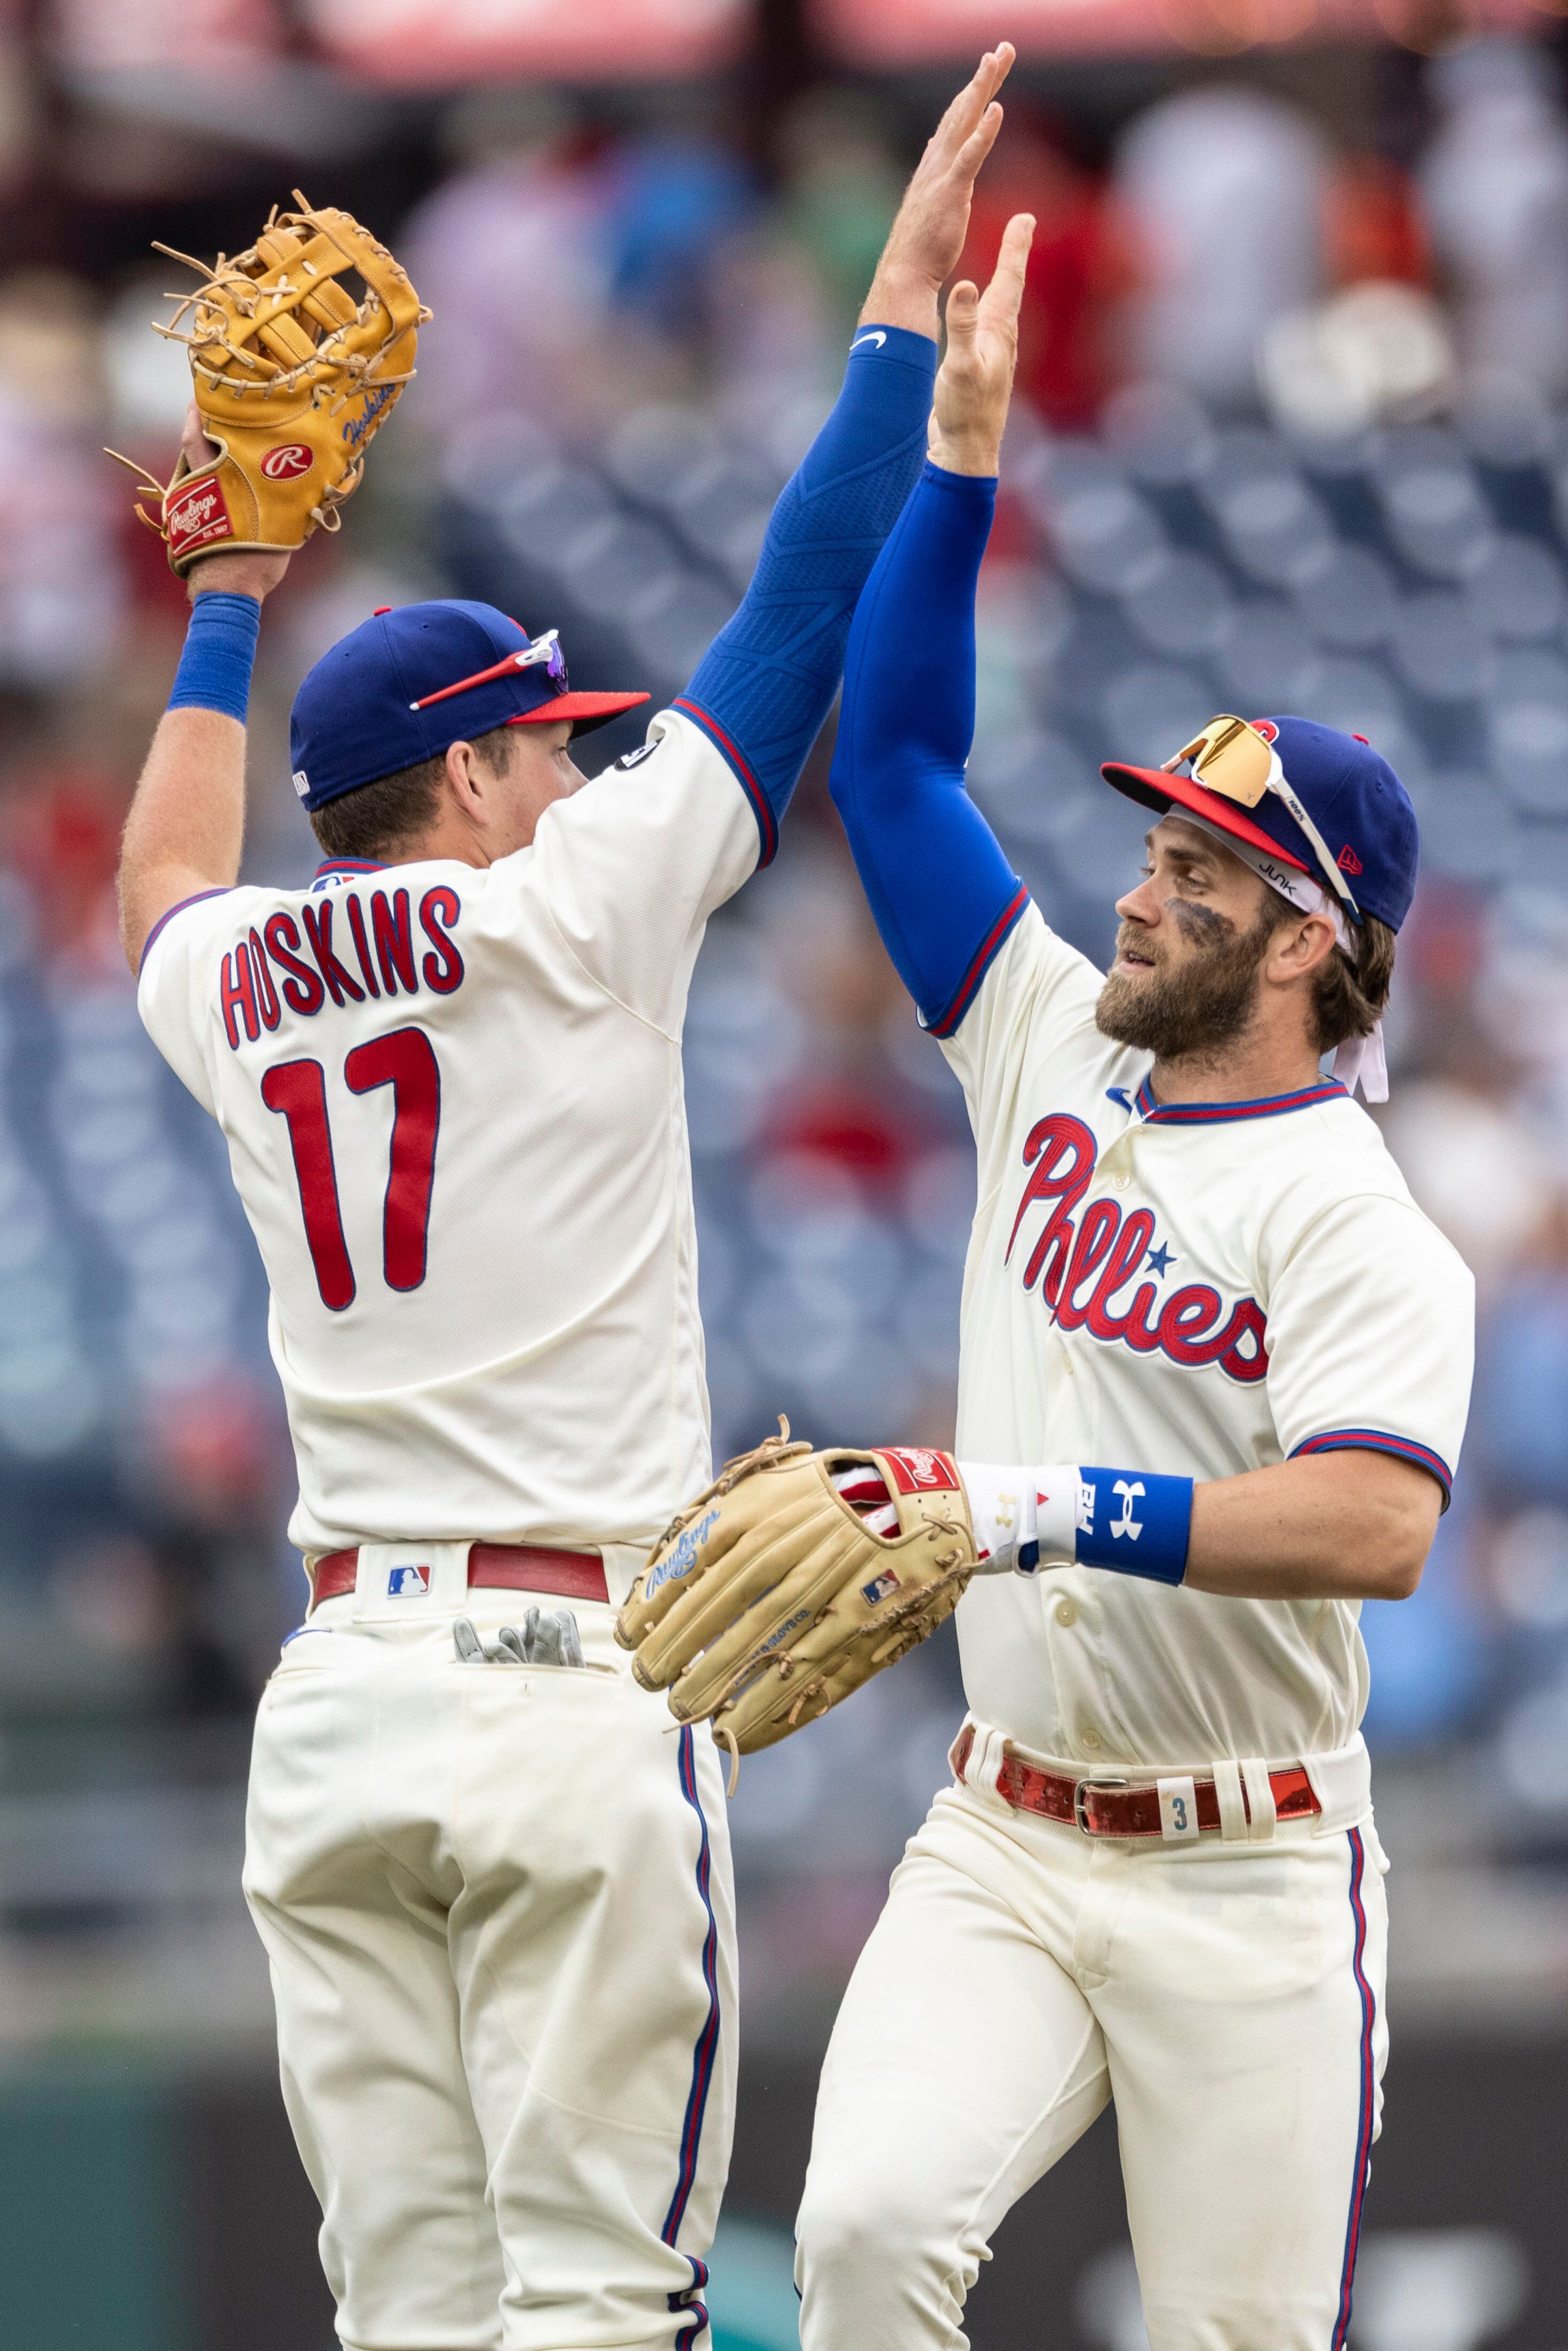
[1111,1480,1145,1541]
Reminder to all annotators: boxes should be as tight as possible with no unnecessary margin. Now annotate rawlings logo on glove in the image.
[108,192,429,575]
[615,1421,979,1791]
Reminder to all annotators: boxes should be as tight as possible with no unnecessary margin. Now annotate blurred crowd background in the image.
[3,0,1568,2344]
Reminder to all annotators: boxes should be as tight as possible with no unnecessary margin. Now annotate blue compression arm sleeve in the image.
[678,323,936,865]
[830,461,1027,1035]
[166,591,261,724]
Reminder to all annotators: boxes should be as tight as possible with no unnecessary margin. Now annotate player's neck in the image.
[385,836,493,870]
[383,808,497,869]
[1146,1032,1325,1109]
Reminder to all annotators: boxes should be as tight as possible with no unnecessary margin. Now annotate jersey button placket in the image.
[1055,1599,1077,1628]
[1096,1130,1135,1195]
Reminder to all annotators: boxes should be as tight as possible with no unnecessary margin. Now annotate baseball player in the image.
[113,51,1017,2351]
[787,218,1477,2347]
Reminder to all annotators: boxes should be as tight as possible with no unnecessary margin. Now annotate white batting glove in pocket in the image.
[454,1607,585,1667]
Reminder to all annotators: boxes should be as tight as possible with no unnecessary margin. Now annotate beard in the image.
[1095,899,1281,1060]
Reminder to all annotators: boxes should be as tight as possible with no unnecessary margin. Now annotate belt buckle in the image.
[1073,1776,1130,1837]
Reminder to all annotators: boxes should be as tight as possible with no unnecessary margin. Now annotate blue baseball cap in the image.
[1102,715,1419,933]
[289,600,650,814]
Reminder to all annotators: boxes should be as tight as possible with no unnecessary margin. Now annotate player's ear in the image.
[442,738,489,820]
[1267,909,1339,986]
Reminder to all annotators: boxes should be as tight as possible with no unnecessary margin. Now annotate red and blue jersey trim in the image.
[663,1723,721,2342]
[312,857,386,891]
[673,698,778,869]
[1135,1073,1347,1126]
[925,883,1031,1039]
[1291,1428,1453,1505]
[1332,1827,1377,2350]
[141,886,233,961]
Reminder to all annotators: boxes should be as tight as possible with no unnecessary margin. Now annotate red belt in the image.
[311,1542,609,1611]
[952,1723,1320,1840]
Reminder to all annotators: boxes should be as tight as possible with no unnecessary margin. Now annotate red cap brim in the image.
[1100,762,1311,873]
[507,690,651,736]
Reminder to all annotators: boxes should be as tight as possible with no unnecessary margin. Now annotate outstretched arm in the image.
[119,409,290,973]
[957,1449,1442,1602]
[829,216,1035,1033]
[677,48,1017,863]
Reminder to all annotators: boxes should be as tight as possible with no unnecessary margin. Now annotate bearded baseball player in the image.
[779,217,1476,2348]
[113,51,1018,2351]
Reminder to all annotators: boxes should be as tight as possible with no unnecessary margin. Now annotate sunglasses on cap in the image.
[410,627,568,714]
[1163,715,1361,921]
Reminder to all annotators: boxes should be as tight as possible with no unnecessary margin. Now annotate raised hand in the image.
[178,402,292,604]
[928,210,1036,478]
[862,46,1017,337]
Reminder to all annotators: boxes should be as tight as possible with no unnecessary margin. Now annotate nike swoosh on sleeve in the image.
[850,330,887,351]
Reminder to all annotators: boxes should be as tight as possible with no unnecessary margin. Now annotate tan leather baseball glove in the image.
[615,1423,978,1790]
[110,193,429,574]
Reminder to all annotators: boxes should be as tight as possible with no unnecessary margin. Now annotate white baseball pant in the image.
[243,1559,735,2351]
[796,1731,1387,2351]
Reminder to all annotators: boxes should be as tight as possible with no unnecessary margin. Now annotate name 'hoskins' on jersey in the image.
[217,882,467,1047]
[136,709,759,1575]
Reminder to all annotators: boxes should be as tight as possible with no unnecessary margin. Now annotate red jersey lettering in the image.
[263,911,326,1017]
[220,941,260,1048]
[419,887,465,995]
[302,900,365,1008]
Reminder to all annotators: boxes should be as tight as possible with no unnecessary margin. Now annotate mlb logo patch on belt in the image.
[387,1564,430,1597]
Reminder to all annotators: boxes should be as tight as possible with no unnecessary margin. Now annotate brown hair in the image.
[307,725,516,863]
[1308,913,1396,1055]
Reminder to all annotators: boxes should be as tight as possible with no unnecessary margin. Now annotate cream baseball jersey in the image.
[940,904,1475,1770]
[137,709,755,1566]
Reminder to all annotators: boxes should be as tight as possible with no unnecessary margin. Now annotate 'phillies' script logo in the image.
[1005,1113,1268,1383]
[261,443,313,480]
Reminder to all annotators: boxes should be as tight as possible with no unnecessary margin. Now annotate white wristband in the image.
[959,1461,1085,1575]
[1031,1466,1088,1569]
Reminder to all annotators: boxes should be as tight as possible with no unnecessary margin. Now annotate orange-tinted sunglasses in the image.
[1164,716,1361,918]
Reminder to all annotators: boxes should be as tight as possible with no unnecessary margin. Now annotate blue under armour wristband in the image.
[167,591,261,725]
[961,1459,1194,1585]
[1073,1466,1193,1584]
